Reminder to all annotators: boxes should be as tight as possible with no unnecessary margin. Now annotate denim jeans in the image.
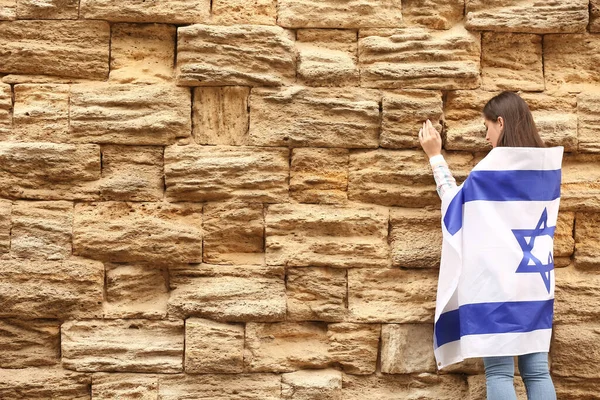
[483,352,556,400]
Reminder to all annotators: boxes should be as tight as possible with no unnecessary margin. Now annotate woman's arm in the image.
[429,154,457,199]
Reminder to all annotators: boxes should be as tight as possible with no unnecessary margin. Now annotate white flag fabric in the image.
[434,146,564,369]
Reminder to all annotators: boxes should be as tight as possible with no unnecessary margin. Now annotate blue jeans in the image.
[483,352,556,400]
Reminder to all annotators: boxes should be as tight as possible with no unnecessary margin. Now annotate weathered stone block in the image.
[158,374,281,400]
[327,323,380,375]
[211,0,276,25]
[402,0,464,29]
[16,0,78,19]
[552,324,600,378]
[390,208,441,268]
[0,200,10,253]
[0,368,90,400]
[81,0,210,23]
[577,93,600,153]
[0,319,60,368]
[290,148,349,204]
[193,86,249,145]
[342,373,468,399]
[544,34,600,92]
[92,373,158,400]
[574,213,600,268]
[282,369,342,400]
[185,318,244,374]
[381,324,436,373]
[555,266,600,324]
[562,153,600,212]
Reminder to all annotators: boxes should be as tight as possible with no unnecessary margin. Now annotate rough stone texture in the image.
[0,200,10,253]
[544,34,600,92]
[10,84,70,142]
[592,0,600,32]
[290,148,349,204]
[69,83,191,145]
[165,145,289,202]
[359,26,481,90]
[0,319,60,368]
[168,265,286,321]
[286,267,347,322]
[193,87,249,145]
[0,20,110,79]
[62,319,184,373]
[202,202,264,265]
[555,266,600,324]
[73,202,202,265]
[0,257,104,318]
[0,368,91,400]
[554,211,575,267]
[390,208,441,268]
[554,377,600,400]
[402,0,464,29]
[211,0,276,25]
[574,213,600,268]
[0,84,10,138]
[0,0,16,20]
[562,153,600,212]
[16,0,78,19]
[109,24,176,84]
[265,203,389,268]
[296,30,359,87]
[445,90,578,152]
[278,0,402,28]
[327,323,380,375]
[282,369,342,400]
[347,268,437,323]
[249,87,380,148]
[552,324,600,378]
[99,145,164,202]
[177,24,296,87]
[381,90,443,149]
[465,0,589,33]
[0,142,101,200]
[158,374,281,400]
[10,200,73,260]
[342,373,468,399]
[577,93,600,153]
[92,374,158,400]
[80,0,210,23]
[348,150,475,207]
[481,32,544,91]
[104,263,168,319]
[245,322,332,372]
[381,324,436,373]
[185,318,244,374]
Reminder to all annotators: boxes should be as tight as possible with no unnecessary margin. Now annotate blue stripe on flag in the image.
[434,299,554,348]
[444,169,562,235]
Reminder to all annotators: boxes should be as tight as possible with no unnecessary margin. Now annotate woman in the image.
[419,91,558,400]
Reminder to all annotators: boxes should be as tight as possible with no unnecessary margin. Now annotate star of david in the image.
[511,208,556,293]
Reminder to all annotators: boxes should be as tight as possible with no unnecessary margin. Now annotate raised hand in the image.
[418,119,442,158]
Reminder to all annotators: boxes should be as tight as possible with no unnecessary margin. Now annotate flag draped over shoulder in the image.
[434,147,564,369]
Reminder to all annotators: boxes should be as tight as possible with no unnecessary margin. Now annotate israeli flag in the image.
[434,146,564,369]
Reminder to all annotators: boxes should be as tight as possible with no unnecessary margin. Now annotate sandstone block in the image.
[0,0,16,20]
[290,148,349,204]
[577,93,600,153]
[109,24,176,84]
[0,83,10,138]
[466,0,589,33]
[390,208,441,268]
[62,319,184,373]
[165,145,289,202]
[249,87,380,148]
[0,142,100,200]
[282,369,342,400]
[327,323,380,375]
[562,153,600,212]
[348,268,437,322]
[177,24,295,86]
[69,83,191,145]
[10,200,72,260]
[193,86,249,145]
[0,319,60,368]
[0,368,90,400]
[592,1,600,32]
[168,265,286,321]
[16,0,78,19]
[555,267,600,324]
[544,34,600,92]
[381,324,436,373]
[402,0,464,29]
[554,377,600,400]
[0,257,104,318]
[286,267,347,322]
[482,33,544,91]
[348,149,475,207]
[104,263,168,319]
[203,202,264,265]
[552,324,600,378]
[554,211,575,265]
[265,203,389,268]
[342,373,468,399]
[92,374,158,400]
[211,0,276,25]
[278,0,402,28]
[158,374,281,400]
[185,318,244,373]
[0,20,109,79]
[73,202,202,265]
[359,26,480,89]
[381,90,443,149]
[574,213,600,268]
[99,145,164,202]
[81,0,210,23]
[0,200,9,253]
[245,322,332,372]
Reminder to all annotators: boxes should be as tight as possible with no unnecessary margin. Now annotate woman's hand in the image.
[418,119,442,158]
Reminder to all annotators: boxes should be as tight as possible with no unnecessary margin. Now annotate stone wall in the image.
[0,0,599,399]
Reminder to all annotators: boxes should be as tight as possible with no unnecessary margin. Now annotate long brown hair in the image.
[482,91,545,148]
